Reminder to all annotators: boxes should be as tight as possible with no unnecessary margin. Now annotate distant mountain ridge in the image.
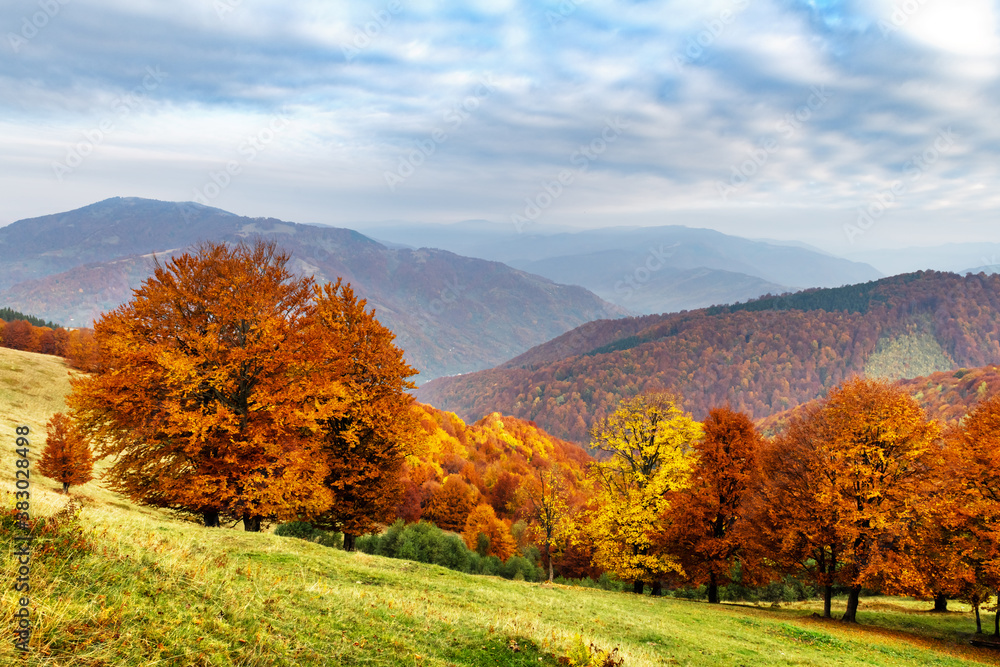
[0,198,627,382]
[416,271,1000,443]
[367,223,882,315]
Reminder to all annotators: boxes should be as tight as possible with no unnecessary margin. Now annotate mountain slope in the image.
[0,198,626,382]
[416,272,1000,443]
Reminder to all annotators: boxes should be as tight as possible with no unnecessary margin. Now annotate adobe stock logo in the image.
[7,0,71,54]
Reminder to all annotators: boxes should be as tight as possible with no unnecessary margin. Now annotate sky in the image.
[2,0,999,254]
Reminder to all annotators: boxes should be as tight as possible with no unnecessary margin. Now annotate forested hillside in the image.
[417,272,1000,443]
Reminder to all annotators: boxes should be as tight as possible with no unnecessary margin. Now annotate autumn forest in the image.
[16,238,1000,646]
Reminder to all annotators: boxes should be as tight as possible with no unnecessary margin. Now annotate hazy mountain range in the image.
[0,198,626,382]
[366,222,882,314]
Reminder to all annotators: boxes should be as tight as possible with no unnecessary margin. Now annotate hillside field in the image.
[1,346,999,666]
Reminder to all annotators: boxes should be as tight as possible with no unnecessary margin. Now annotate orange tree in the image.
[308,279,417,550]
[38,412,94,493]
[587,393,701,594]
[746,403,845,618]
[663,406,761,603]
[943,394,1000,635]
[69,240,351,530]
[751,378,940,622]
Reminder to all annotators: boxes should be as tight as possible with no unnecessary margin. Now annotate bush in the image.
[274,521,318,540]
[315,530,343,549]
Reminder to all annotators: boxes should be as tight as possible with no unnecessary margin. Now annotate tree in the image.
[664,407,761,603]
[68,240,347,530]
[462,504,516,561]
[746,404,845,618]
[942,394,1000,635]
[587,393,701,593]
[308,279,418,551]
[823,378,939,622]
[38,412,94,493]
[752,378,939,622]
[424,475,474,532]
[515,463,573,581]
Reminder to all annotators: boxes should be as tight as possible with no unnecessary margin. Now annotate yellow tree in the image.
[38,412,94,493]
[514,463,574,581]
[587,393,701,594]
[69,240,347,530]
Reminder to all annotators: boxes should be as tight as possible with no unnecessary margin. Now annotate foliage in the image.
[587,393,701,587]
[308,278,418,543]
[357,519,545,582]
[68,240,348,529]
[514,463,577,581]
[38,412,94,493]
[663,407,761,603]
[462,504,517,561]
[749,378,940,622]
[274,521,319,540]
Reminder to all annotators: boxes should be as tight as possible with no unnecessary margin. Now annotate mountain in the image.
[759,365,1000,437]
[366,223,882,314]
[415,271,1000,443]
[0,198,626,382]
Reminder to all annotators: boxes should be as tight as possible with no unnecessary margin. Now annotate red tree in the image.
[38,412,94,493]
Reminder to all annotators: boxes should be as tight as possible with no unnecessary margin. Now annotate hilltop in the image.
[416,271,1000,443]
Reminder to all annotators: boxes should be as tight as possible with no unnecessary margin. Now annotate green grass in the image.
[2,490,998,666]
[0,345,998,666]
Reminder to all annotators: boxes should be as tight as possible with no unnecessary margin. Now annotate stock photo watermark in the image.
[717,85,831,201]
[51,66,167,182]
[7,0,71,53]
[342,0,402,62]
[673,0,749,71]
[877,0,930,37]
[614,244,678,300]
[844,127,957,244]
[426,276,466,316]
[384,75,497,192]
[546,0,586,27]
[510,116,630,232]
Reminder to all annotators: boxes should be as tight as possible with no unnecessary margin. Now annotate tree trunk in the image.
[203,510,220,528]
[344,533,356,552]
[823,585,833,618]
[708,572,719,604]
[994,590,1000,637]
[547,544,554,582]
[842,585,861,623]
[932,594,948,612]
[975,601,983,634]
[62,482,70,493]
[633,580,644,595]
[243,515,262,532]
[651,581,663,597]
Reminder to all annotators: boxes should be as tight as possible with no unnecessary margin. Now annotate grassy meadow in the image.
[1,346,998,666]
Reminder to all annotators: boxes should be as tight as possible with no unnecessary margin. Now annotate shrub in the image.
[274,521,318,540]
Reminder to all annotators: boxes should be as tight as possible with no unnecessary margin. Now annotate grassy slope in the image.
[0,347,997,666]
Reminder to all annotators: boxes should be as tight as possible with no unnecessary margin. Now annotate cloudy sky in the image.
[2,0,998,253]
